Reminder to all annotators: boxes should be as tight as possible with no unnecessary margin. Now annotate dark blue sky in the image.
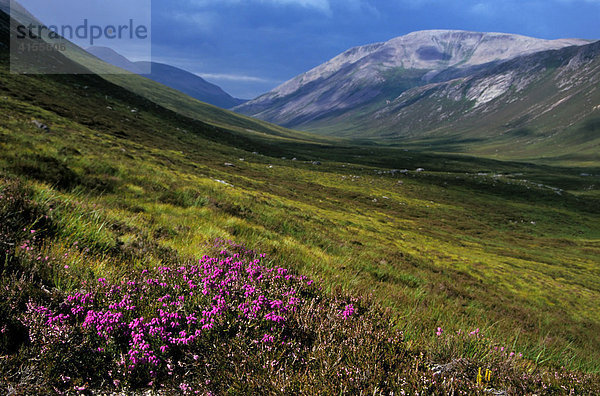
[149,0,600,99]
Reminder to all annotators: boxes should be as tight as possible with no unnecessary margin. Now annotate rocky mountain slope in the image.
[87,46,246,109]
[234,30,596,154]
[306,39,600,161]
[367,40,600,141]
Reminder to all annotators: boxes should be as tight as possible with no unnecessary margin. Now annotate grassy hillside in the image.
[1,2,325,146]
[1,11,600,394]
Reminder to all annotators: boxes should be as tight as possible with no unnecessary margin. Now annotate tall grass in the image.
[2,178,599,394]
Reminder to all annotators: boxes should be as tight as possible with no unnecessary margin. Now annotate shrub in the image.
[15,241,407,393]
[0,177,56,356]
[0,177,55,264]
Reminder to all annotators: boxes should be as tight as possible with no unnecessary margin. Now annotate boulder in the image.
[32,119,50,132]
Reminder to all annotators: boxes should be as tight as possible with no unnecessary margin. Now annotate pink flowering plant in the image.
[18,240,373,391]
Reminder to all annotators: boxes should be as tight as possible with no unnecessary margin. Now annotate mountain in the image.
[86,46,246,109]
[234,30,597,157]
[84,46,143,74]
[357,40,600,159]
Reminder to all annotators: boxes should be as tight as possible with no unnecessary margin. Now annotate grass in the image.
[1,12,600,393]
[2,180,599,394]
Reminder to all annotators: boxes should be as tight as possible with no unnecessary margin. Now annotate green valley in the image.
[1,8,599,395]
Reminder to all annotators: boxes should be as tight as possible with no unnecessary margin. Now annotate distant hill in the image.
[87,46,246,109]
[84,46,142,73]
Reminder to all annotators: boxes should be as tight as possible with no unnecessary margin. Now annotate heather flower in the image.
[261,334,274,343]
[179,382,191,392]
[341,304,355,319]
[14,240,413,393]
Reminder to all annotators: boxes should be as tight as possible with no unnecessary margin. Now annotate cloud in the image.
[169,11,219,32]
[399,0,600,10]
[466,0,600,19]
[186,0,332,13]
[196,73,281,83]
[469,2,496,16]
[268,0,331,11]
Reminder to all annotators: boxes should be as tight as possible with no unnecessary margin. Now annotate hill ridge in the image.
[86,46,247,109]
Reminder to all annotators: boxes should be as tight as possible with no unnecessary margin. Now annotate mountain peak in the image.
[235,30,594,129]
[247,30,590,104]
[380,30,590,69]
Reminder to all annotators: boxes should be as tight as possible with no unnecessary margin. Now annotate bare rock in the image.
[32,119,50,132]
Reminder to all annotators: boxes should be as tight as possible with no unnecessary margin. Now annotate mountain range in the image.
[4,0,598,161]
[86,46,246,109]
[235,30,600,160]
